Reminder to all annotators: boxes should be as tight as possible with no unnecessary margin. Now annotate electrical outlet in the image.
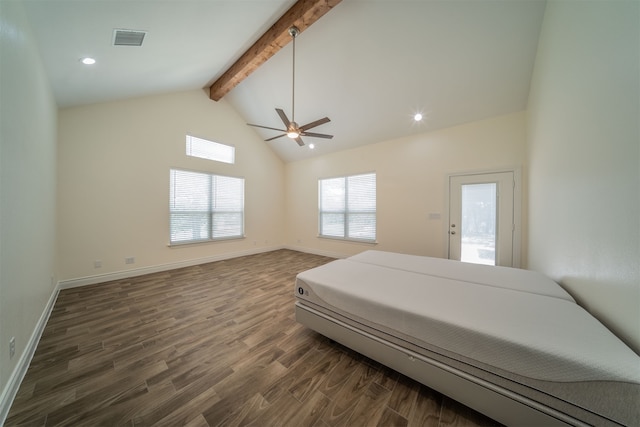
[9,337,15,359]
[94,260,102,268]
[125,257,135,265]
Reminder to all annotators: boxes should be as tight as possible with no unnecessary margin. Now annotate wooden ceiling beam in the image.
[208,0,341,101]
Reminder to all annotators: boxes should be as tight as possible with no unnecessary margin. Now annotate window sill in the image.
[168,235,246,247]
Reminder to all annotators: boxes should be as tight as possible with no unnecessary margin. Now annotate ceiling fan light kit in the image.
[247,26,333,147]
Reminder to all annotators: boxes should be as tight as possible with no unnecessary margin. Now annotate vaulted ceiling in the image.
[21,0,546,162]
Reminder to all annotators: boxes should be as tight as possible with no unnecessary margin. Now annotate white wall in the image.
[285,112,527,260]
[57,90,285,282]
[527,0,639,353]
[0,0,58,411]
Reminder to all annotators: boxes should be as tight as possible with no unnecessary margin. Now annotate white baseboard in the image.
[58,245,347,290]
[59,245,285,289]
[0,284,60,425]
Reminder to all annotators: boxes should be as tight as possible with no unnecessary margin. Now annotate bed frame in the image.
[296,303,581,427]
[294,251,638,427]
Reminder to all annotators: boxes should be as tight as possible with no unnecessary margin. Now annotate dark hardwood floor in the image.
[6,249,502,426]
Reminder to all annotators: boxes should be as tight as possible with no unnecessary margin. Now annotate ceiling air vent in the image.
[113,29,146,47]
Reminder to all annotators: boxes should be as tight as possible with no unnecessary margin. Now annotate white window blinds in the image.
[170,169,244,244]
[319,173,376,242]
[186,135,235,164]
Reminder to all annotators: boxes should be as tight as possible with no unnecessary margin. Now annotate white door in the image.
[448,172,515,267]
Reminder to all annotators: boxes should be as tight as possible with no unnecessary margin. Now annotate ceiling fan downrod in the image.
[289,26,299,133]
[245,25,332,146]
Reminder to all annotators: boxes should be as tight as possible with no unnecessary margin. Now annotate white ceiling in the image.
[22,0,546,163]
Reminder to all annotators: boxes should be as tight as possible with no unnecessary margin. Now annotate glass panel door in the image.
[449,172,515,267]
[461,183,497,265]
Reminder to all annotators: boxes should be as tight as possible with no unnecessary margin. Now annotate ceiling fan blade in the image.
[300,117,330,131]
[247,123,287,132]
[294,136,305,146]
[265,133,287,142]
[302,132,333,139]
[275,108,291,128]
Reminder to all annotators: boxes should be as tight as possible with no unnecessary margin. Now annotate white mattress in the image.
[295,258,640,384]
[348,250,575,302]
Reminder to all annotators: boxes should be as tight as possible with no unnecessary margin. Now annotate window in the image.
[319,172,376,242]
[186,135,235,164]
[170,169,244,244]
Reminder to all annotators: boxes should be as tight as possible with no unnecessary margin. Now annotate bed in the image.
[294,250,640,426]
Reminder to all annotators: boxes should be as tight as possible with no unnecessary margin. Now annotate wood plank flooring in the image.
[6,249,502,427]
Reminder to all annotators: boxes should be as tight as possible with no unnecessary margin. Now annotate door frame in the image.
[444,167,522,268]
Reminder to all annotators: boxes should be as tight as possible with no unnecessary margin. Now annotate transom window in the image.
[186,135,235,164]
[318,172,376,242]
[170,169,244,245]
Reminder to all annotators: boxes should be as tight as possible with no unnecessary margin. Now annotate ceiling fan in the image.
[247,26,333,147]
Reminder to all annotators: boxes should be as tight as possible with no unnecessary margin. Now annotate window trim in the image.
[169,168,245,246]
[318,172,377,243]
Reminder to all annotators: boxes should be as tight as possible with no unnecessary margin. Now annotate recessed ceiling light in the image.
[81,57,96,65]
[309,143,315,150]
[414,113,423,121]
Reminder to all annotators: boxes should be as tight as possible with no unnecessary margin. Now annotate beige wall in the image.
[57,90,285,282]
[527,0,639,352]
[0,0,58,410]
[285,112,527,260]
[4,0,639,414]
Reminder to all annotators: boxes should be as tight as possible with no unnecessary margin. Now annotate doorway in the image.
[448,171,518,267]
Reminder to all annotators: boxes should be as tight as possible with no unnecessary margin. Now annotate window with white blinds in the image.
[319,172,376,242]
[186,135,235,164]
[170,169,244,245]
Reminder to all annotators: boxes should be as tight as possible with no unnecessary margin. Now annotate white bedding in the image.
[348,250,575,302]
[295,258,640,384]
[295,251,640,425]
